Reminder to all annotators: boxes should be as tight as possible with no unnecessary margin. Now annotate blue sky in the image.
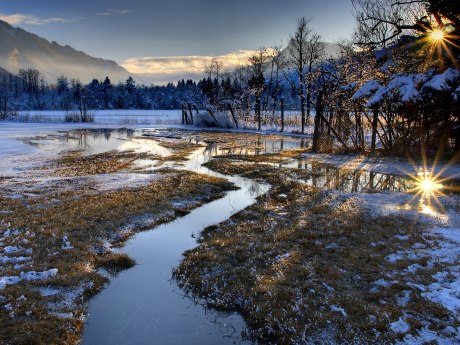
[0,0,356,83]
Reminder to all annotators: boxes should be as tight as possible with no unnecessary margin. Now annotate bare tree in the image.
[288,17,311,133]
[264,44,284,116]
[287,17,325,133]
[305,34,325,124]
[248,48,269,129]
[205,57,224,81]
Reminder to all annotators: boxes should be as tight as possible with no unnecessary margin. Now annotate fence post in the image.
[181,104,186,125]
[256,98,261,131]
[187,103,194,125]
[280,97,285,132]
[227,103,238,128]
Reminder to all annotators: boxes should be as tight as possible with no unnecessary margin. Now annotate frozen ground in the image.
[1,121,459,344]
[15,110,182,125]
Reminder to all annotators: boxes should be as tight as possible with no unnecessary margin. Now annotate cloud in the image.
[96,9,130,16]
[0,13,73,26]
[122,50,256,79]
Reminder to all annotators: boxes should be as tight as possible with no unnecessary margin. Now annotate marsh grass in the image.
[49,150,161,177]
[95,253,136,275]
[140,137,205,162]
[0,146,235,345]
[174,156,458,344]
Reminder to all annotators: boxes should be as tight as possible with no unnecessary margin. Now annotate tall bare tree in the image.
[288,17,325,133]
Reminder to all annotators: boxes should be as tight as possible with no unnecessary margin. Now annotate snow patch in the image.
[389,317,410,333]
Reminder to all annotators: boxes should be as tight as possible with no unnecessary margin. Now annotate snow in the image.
[419,228,460,315]
[15,110,181,125]
[381,226,460,322]
[0,269,58,289]
[368,75,418,106]
[352,68,459,107]
[389,317,410,333]
[3,246,20,254]
[394,234,410,241]
[330,305,347,317]
[423,68,460,91]
[62,236,73,250]
[38,287,61,297]
[399,326,460,344]
[351,80,381,100]
[92,173,160,192]
[0,256,31,264]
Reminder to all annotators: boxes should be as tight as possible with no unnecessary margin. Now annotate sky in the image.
[0,0,356,84]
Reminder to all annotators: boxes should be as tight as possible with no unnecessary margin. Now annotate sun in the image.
[416,174,442,198]
[430,29,445,42]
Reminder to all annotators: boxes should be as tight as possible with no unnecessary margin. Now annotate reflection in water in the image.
[285,161,414,193]
[281,160,460,194]
[23,128,459,195]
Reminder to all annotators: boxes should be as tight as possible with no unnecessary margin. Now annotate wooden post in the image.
[227,103,238,129]
[280,97,285,132]
[205,107,220,127]
[371,105,379,154]
[320,113,348,150]
[312,91,323,152]
[181,104,186,125]
[187,103,194,125]
[256,98,261,131]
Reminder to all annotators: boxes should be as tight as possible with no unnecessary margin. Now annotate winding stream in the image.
[82,146,269,345]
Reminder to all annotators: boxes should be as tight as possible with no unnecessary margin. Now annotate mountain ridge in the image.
[0,20,132,83]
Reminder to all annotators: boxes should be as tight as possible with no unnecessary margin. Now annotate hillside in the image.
[0,20,131,83]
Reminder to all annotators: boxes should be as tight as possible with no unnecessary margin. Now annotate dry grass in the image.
[96,253,136,275]
[0,147,235,345]
[49,150,161,177]
[174,157,458,344]
[139,136,205,162]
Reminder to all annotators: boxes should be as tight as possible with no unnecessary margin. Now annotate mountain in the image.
[0,20,131,83]
[0,66,11,77]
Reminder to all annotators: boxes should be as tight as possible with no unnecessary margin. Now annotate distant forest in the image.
[0,0,459,156]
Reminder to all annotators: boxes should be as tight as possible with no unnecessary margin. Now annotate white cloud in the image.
[122,50,256,76]
[0,13,72,26]
[96,9,130,16]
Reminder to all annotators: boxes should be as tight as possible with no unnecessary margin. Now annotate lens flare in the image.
[416,174,442,197]
[406,168,447,214]
[430,29,445,42]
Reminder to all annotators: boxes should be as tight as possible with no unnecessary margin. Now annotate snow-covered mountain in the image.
[0,20,131,83]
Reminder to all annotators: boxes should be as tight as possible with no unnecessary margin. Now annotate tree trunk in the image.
[299,71,306,133]
[371,105,379,154]
[312,91,323,152]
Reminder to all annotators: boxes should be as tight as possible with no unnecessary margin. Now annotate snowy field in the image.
[14,110,182,125]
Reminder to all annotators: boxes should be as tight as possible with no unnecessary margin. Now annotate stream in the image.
[82,145,269,345]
